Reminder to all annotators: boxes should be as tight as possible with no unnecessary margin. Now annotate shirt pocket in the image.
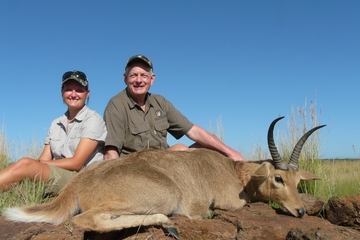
[154,118,169,138]
[49,136,63,159]
[128,124,150,151]
[68,133,81,154]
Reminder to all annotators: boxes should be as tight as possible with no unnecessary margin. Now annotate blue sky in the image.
[0,1,359,159]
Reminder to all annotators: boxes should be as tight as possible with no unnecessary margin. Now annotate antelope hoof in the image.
[167,227,179,239]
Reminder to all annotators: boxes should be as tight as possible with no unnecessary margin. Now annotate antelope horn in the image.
[268,116,289,170]
[288,124,326,171]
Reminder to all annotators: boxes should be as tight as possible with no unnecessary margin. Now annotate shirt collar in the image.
[64,105,88,122]
[125,88,154,109]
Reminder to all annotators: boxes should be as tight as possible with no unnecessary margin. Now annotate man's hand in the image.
[104,146,120,160]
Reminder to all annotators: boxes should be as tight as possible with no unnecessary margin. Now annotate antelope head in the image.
[248,116,325,217]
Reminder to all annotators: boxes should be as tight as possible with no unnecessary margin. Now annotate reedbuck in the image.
[4,117,325,239]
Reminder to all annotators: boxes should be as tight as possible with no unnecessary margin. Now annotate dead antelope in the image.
[4,117,325,239]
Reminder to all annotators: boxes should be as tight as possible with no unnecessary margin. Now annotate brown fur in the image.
[4,148,320,237]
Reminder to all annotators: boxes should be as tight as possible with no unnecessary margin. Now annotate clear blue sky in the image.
[0,1,359,159]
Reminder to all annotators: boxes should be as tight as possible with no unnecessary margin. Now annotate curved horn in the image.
[268,116,289,170]
[288,124,326,171]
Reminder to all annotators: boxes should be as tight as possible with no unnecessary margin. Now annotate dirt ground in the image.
[1,202,359,240]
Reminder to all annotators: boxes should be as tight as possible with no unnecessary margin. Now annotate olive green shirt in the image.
[104,89,194,156]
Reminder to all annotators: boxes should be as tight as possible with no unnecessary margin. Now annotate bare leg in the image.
[72,208,179,238]
[0,158,51,191]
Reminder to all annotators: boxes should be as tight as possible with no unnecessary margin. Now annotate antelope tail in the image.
[3,191,78,225]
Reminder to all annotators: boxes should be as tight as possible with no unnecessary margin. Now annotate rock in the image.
[0,202,359,240]
[300,193,326,216]
[325,196,360,227]
[286,228,331,240]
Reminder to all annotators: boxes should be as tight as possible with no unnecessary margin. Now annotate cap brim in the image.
[62,77,88,87]
[125,58,153,70]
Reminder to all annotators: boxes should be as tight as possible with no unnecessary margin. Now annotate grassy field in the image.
[315,159,360,199]
[0,101,359,210]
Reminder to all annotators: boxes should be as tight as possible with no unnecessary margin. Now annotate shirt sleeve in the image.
[44,117,61,145]
[103,98,126,150]
[81,111,107,141]
[157,95,194,139]
[44,127,51,145]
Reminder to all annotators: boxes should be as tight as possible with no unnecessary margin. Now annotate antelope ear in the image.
[299,169,322,181]
[251,162,272,181]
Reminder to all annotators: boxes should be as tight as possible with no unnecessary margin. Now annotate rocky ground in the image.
[1,196,360,240]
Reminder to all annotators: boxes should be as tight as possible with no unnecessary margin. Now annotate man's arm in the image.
[185,125,245,162]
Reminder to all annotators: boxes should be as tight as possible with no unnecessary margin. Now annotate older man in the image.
[103,54,245,161]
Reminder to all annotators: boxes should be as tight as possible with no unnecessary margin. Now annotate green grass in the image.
[316,159,360,199]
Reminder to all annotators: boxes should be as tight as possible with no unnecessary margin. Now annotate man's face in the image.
[124,62,155,99]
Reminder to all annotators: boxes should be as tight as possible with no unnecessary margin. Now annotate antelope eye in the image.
[275,175,284,185]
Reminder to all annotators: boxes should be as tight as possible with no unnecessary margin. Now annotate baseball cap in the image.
[62,70,88,87]
[125,54,153,70]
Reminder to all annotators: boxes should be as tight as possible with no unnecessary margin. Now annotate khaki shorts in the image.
[47,165,77,194]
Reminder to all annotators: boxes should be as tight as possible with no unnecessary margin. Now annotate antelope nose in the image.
[297,208,305,217]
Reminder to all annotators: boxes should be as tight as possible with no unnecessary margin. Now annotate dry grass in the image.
[0,126,46,209]
[0,125,9,170]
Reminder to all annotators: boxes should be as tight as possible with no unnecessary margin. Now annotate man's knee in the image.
[168,144,189,151]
